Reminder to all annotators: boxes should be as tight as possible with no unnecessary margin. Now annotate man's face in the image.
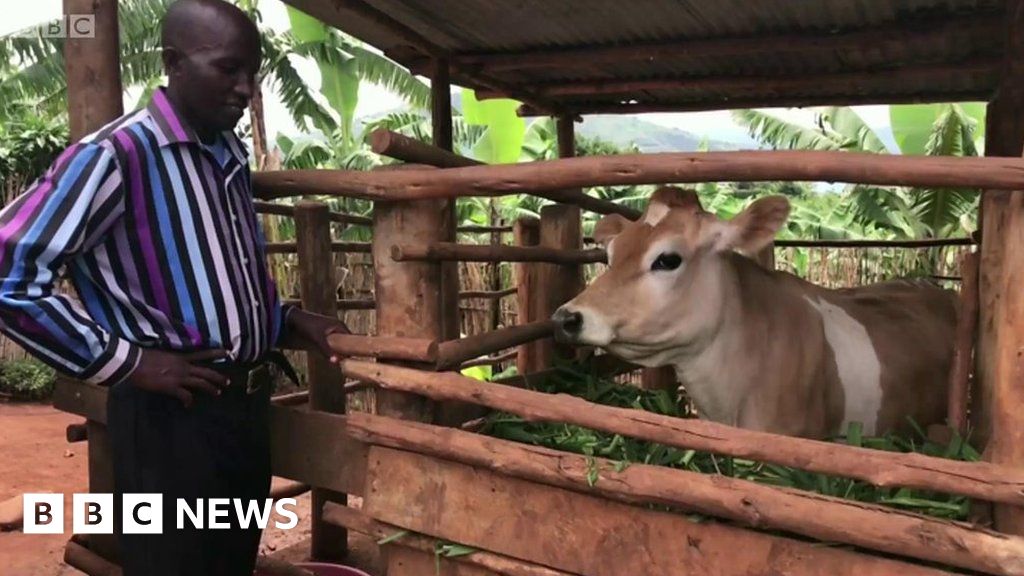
[164,20,261,134]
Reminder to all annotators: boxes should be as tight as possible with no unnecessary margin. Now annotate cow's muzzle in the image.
[552,306,584,343]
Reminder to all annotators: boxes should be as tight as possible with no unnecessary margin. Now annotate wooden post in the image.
[63,0,122,562]
[428,57,482,425]
[514,217,541,375]
[536,204,583,367]
[372,198,445,423]
[947,251,979,436]
[295,202,348,561]
[975,0,1024,536]
[432,57,460,342]
[530,117,585,368]
[64,0,123,142]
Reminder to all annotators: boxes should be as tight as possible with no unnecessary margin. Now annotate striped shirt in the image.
[0,88,293,386]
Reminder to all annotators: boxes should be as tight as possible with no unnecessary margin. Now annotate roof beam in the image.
[517,90,995,117]
[452,13,1002,73]
[507,59,1000,99]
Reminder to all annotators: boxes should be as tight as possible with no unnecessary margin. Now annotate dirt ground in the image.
[0,402,382,576]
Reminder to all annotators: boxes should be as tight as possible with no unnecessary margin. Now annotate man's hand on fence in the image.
[286,308,351,363]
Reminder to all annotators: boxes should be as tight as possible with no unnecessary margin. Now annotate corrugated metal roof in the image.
[281,0,1007,114]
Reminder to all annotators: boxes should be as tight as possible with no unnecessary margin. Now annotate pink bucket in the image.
[255,562,373,576]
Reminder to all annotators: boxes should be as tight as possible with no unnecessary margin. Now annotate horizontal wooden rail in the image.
[340,360,1024,506]
[253,200,372,227]
[582,236,975,249]
[774,237,975,248]
[348,412,1024,576]
[459,287,517,299]
[436,320,558,370]
[268,480,310,501]
[253,152,1024,204]
[327,333,437,363]
[282,298,376,310]
[64,539,121,576]
[460,350,518,369]
[66,422,88,443]
[322,502,574,576]
[370,128,480,168]
[392,242,607,264]
[265,242,372,255]
[457,225,514,233]
[270,391,310,406]
[362,128,641,219]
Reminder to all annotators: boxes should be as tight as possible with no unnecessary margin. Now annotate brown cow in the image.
[552,187,957,439]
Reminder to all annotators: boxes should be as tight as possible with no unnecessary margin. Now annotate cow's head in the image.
[552,187,790,366]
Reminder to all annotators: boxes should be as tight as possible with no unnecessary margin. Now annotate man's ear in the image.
[593,213,629,247]
[714,196,790,255]
[161,47,184,78]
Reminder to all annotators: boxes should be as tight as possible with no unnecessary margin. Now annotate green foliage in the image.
[0,357,58,401]
[733,104,982,239]
[0,106,68,202]
[461,89,525,164]
[480,361,978,521]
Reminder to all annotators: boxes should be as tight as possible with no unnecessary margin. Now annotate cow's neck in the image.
[669,252,823,428]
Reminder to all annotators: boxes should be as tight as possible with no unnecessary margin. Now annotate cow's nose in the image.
[552,307,583,340]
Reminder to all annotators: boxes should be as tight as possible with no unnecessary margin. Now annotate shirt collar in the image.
[146,87,250,167]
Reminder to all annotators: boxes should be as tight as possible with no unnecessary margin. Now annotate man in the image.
[0,1,349,574]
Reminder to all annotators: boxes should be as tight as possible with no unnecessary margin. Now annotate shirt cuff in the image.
[79,335,142,387]
[276,301,301,347]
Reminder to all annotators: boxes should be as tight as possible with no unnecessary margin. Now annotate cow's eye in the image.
[651,252,683,271]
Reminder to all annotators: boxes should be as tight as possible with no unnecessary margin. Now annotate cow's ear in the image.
[594,213,629,247]
[715,196,790,255]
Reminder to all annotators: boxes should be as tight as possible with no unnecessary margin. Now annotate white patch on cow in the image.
[570,305,615,347]
[804,295,883,434]
[605,237,616,264]
[644,201,670,226]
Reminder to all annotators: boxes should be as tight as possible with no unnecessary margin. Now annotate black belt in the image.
[211,350,301,394]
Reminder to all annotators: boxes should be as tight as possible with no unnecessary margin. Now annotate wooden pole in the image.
[948,251,980,436]
[251,151,1024,200]
[431,58,460,344]
[525,59,998,98]
[265,241,372,254]
[368,128,639,219]
[435,320,558,370]
[295,202,348,561]
[390,242,606,264]
[976,0,1024,536]
[517,90,992,116]
[326,333,437,363]
[430,57,482,426]
[63,0,122,563]
[371,197,443,423]
[341,360,1024,505]
[536,204,583,367]
[348,412,1024,576]
[514,217,542,376]
[64,0,123,142]
[452,14,998,72]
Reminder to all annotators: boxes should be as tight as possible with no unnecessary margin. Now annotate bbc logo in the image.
[13,15,95,39]
[23,493,299,534]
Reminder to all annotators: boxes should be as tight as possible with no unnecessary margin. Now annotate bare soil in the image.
[0,402,382,576]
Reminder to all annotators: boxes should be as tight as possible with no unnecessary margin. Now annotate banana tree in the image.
[732,104,984,239]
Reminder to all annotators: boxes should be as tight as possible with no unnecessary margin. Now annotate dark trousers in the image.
[107,368,272,576]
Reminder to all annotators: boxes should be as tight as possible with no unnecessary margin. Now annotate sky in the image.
[2,0,896,148]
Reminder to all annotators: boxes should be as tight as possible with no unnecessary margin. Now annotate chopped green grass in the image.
[480,359,979,522]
